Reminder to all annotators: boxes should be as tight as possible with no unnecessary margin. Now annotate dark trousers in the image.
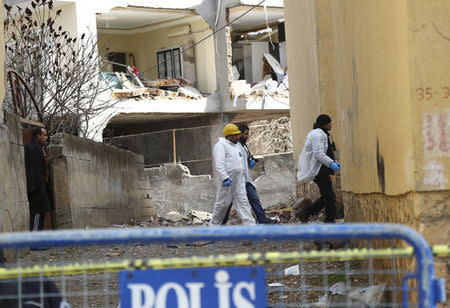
[222,182,267,224]
[308,172,336,223]
[246,182,267,223]
[29,213,45,231]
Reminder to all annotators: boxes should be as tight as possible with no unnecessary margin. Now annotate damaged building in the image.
[87,0,291,175]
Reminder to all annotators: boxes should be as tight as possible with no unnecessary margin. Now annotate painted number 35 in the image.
[416,87,450,101]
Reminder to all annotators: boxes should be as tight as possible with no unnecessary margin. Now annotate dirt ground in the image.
[12,210,370,308]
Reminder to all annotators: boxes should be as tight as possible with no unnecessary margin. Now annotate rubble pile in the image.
[247,116,293,155]
[110,210,213,228]
[230,53,289,103]
[109,199,318,229]
[107,71,204,101]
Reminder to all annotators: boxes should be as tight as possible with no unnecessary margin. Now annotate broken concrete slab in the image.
[284,265,300,276]
[160,211,184,223]
[191,210,212,222]
[327,282,386,308]
[178,86,202,99]
[264,53,285,76]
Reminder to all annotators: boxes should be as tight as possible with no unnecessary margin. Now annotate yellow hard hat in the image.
[223,124,241,136]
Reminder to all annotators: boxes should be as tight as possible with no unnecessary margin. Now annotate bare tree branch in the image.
[4,0,116,137]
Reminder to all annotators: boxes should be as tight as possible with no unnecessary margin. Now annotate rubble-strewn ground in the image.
[14,203,376,307]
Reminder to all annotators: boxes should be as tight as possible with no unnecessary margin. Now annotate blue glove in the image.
[330,162,340,172]
[249,159,256,168]
[222,178,233,187]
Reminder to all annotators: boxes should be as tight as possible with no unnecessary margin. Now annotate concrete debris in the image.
[326,282,386,308]
[178,86,202,99]
[143,78,181,88]
[160,211,183,223]
[277,74,289,91]
[105,248,124,257]
[247,117,293,156]
[250,75,271,92]
[265,78,279,93]
[268,282,286,288]
[191,210,212,222]
[231,80,252,97]
[232,65,240,81]
[284,265,300,276]
[264,53,285,76]
[111,76,203,101]
[185,241,213,247]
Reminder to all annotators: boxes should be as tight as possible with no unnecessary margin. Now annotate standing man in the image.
[25,127,51,232]
[222,124,278,224]
[297,114,340,223]
[210,124,256,226]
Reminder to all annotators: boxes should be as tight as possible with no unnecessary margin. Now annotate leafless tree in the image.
[4,0,115,137]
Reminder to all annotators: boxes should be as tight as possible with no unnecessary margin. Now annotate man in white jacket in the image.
[210,124,256,225]
[297,114,341,223]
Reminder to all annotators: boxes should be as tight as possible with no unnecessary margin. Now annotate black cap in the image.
[314,114,332,129]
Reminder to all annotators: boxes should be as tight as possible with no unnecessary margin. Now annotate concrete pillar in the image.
[285,0,450,293]
[214,6,233,112]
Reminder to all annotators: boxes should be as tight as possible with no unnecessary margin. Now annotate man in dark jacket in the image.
[25,127,51,232]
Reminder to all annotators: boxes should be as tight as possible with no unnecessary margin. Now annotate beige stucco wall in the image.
[98,17,217,94]
[284,0,321,158]
[0,112,29,234]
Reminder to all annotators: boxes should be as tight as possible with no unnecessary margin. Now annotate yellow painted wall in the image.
[98,18,217,94]
[284,0,321,159]
[286,0,417,195]
[331,0,415,195]
[407,0,450,191]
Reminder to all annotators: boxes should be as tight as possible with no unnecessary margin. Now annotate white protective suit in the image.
[210,138,256,225]
[297,128,334,182]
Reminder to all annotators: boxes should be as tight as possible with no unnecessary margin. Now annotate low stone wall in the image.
[0,111,28,233]
[48,134,151,229]
[146,152,296,215]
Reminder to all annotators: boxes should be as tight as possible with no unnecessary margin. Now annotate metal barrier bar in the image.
[0,223,445,308]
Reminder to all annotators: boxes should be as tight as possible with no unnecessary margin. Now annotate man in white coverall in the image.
[297,114,341,223]
[210,124,256,225]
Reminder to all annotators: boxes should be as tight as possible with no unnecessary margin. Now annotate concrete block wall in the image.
[48,134,150,229]
[0,111,29,233]
[146,152,296,215]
